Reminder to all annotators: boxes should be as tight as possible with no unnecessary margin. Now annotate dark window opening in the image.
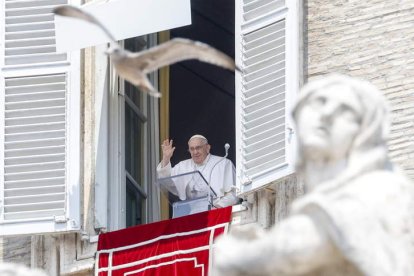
[169,0,236,165]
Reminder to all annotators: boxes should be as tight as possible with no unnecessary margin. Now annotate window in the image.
[0,0,81,235]
[123,64,147,227]
[166,0,300,195]
[235,0,300,193]
[108,35,160,230]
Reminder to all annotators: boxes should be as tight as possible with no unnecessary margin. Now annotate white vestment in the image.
[157,154,238,207]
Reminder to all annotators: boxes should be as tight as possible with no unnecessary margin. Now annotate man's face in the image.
[296,85,362,161]
[188,138,210,164]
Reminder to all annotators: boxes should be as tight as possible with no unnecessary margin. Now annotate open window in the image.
[166,0,300,196]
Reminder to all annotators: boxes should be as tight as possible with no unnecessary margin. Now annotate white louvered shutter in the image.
[235,0,299,193]
[0,0,80,235]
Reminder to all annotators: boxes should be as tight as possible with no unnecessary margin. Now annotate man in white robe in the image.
[157,134,239,208]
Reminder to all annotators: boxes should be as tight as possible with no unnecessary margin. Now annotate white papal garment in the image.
[157,154,238,207]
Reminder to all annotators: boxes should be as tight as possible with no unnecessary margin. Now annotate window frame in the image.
[122,73,149,227]
[107,34,160,231]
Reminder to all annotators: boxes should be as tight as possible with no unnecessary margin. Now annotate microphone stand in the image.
[207,143,230,209]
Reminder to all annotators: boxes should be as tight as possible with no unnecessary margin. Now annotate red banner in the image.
[96,207,232,276]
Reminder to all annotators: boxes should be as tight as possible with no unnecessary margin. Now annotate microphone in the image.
[207,143,231,202]
[224,143,230,158]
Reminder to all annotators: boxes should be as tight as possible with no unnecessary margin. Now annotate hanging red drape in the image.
[96,207,232,276]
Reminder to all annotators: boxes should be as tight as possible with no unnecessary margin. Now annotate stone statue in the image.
[213,74,414,276]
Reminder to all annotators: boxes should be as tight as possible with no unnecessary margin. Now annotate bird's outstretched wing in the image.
[53,5,117,43]
[130,38,237,73]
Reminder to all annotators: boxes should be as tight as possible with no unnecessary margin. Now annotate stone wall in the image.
[305,0,414,179]
[0,236,31,266]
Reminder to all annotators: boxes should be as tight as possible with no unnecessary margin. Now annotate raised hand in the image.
[161,139,175,167]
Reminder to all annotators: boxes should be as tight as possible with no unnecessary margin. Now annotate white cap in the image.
[188,134,208,143]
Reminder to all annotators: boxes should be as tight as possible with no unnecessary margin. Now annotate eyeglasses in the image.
[188,145,206,153]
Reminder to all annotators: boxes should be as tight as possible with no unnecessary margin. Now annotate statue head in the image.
[293,74,391,189]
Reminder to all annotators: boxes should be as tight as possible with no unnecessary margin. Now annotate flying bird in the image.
[53,5,238,97]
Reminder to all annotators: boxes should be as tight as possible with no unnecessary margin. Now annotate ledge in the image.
[231,204,248,213]
[61,257,95,276]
